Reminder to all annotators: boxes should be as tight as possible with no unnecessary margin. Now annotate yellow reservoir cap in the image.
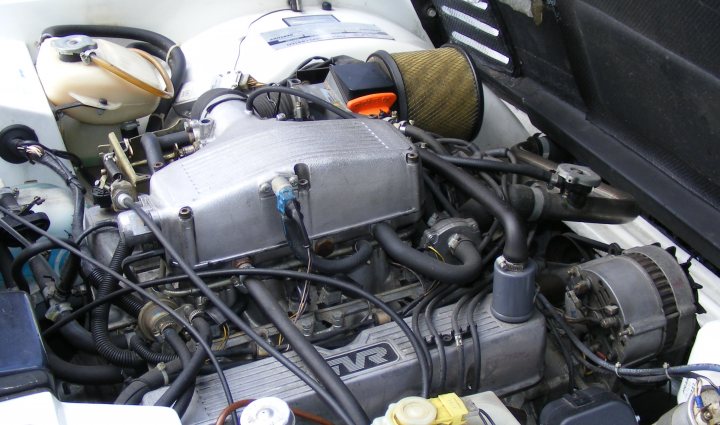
[387,393,468,425]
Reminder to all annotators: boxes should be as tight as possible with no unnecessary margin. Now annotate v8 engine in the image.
[0,5,716,425]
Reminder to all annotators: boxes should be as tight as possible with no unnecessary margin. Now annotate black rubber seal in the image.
[367,50,408,121]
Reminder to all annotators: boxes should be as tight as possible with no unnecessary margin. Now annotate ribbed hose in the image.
[90,241,144,367]
[130,335,177,364]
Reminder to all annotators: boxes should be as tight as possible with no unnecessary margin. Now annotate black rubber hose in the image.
[155,131,192,150]
[451,291,474,392]
[0,241,15,288]
[115,358,184,405]
[130,335,177,364]
[373,222,483,285]
[11,238,78,296]
[35,153,85,241]
[139,133,166,174]
[245,278,369,425]
[423,173,459,217]
[155,319,211,409]
[285,217,373,274]
[174,388,195,419]
[90,240,144,367]
[424,285,455,392]
[47,350,124,384]
[125,41,167,60]
[439,155,554,182]
[55,310,128,353]
[38,245,430,405]
[403,125,449,155]
[466,288,490,391]
[419,150,528,264]
[411,286,441,389]
[245,86,356,119]
[0,205,237,423]
[41,25,185,131]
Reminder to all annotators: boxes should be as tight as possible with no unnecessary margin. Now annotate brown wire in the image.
[215,399,334,425]
[89,48,174,99]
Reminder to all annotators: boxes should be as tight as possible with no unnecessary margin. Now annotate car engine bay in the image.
[0,2,718,425]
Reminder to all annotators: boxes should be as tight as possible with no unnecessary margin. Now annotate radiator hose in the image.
[373,222,483,285]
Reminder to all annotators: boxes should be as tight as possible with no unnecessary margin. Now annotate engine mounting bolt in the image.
[331,311,343,327]
[289,175,299,187]
[406,152,419,163]
[426,6,438,17]
[178,206,193,219]
[233,257,252,269]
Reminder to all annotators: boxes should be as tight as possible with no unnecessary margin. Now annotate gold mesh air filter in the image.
[369,47,483,140]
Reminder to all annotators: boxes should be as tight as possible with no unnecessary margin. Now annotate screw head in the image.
[259,182,271,194]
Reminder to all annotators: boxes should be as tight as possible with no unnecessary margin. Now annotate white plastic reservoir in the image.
[36,35,165,125]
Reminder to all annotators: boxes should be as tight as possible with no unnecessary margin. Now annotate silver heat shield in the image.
[142,296,546,423]
[134,118,421,264]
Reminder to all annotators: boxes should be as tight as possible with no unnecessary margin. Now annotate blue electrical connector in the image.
[271,176,297,214]
[275,186,296,214]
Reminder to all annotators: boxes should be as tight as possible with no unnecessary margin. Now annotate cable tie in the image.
[156,362,170,386]
[663,362,671,380]
[615,362,622,378]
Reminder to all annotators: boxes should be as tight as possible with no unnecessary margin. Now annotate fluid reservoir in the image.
[36,35,171,125]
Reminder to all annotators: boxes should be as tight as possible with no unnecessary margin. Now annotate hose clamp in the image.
[447,233,470,252]
[188,309,205,323]
[45,302,72,322]
[156,362,170,386]
[498,256,525,272]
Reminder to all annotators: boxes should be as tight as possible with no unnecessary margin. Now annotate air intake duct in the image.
[368,46,483,140]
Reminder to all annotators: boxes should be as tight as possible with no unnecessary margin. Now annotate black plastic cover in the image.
[0,291,51,397]
[539,387,637,425]
[329,62,396,102]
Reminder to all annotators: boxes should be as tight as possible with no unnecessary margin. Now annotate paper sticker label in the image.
[262,23,394,50]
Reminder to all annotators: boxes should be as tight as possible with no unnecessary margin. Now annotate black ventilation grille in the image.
[432,0,515,73]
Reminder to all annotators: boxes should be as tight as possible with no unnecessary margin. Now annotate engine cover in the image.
[136,118,422,264]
